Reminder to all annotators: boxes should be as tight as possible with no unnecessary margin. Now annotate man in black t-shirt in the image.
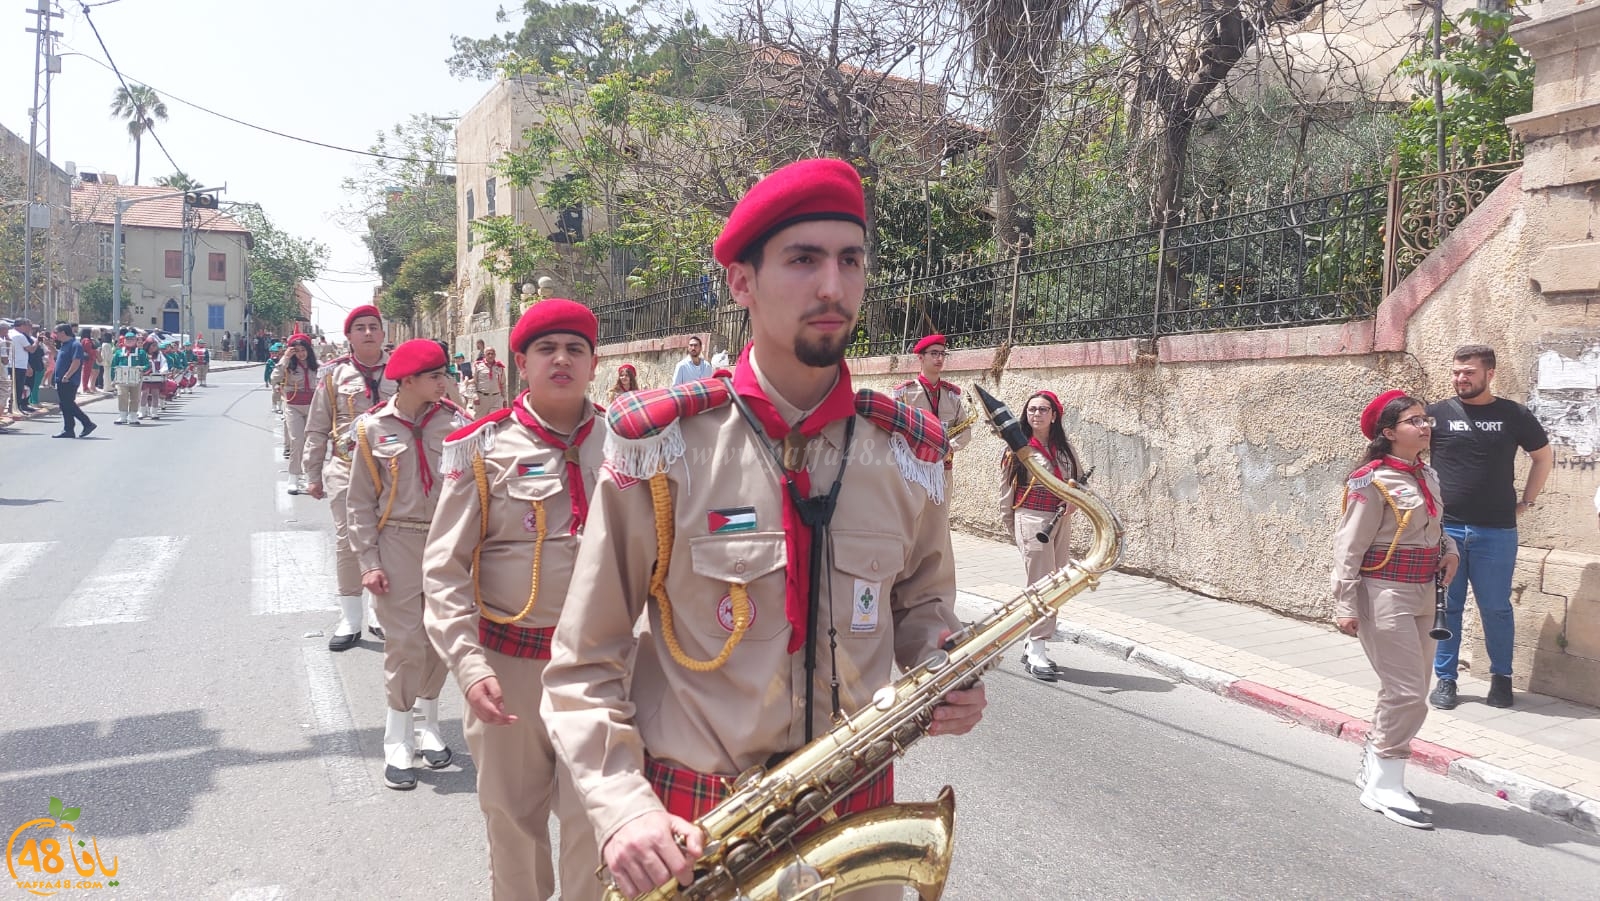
[1426,344,1553,710]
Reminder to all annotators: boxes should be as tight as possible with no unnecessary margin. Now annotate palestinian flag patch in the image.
[377,433,401,446]
[707,506,756,534]
[517,462,545,478]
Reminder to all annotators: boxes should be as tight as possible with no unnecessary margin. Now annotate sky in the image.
[3,0,507,335]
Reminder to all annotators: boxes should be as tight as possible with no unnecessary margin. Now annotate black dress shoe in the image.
[51,432,75,438]
[368,624,385,642]
[1023,660,1058,683]
[81,422,97,438]
[327,631,361,652]
[384,764,417,791]
[419,747,453,769]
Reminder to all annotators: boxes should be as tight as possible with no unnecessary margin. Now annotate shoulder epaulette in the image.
[440,408,513,479]
[854,389,948,504]
[604,377,731,478]
[325,353,352,366]
[939,380,962,395]
[1346,460,1381,491]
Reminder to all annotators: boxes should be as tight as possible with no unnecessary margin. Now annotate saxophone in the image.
[607,384,1123,901]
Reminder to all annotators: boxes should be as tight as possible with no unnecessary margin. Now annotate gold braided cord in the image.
[648,472,751,672]
[471,454,550,626]
[1356,481,1413,572]
[356,421,400,532]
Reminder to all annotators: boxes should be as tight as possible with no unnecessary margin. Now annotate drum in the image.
[114,366,143,387]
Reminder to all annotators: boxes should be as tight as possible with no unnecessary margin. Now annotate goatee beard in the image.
[1457,384,1486,400]
[795,333,847,369]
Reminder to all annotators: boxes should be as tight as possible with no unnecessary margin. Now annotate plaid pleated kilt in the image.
[644,755,894,824]
[478,619,554,659]
[1014,484,1060,513]
[1361,546,1440,584]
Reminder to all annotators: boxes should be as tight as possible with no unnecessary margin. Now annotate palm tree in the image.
[109,84,169,185]
[154,170,200,191]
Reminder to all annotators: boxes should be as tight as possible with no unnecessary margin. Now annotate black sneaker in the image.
[1429,678,1458,710]
[81,422,97,438]
[1486,674,1514,708]
[383,764,417,791]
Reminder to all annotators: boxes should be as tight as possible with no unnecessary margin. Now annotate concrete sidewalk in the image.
[952,530,1600,834]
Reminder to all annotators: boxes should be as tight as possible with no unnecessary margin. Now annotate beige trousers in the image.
[464,652,599,901]
[285,403,310,478]
[324,460,362,596]
[1355,578,1436,758]
[1014,506,1073,640]
[371,528,448,711]
[197,362,208,385]
[471,392,504,419]
[117,384,139,414]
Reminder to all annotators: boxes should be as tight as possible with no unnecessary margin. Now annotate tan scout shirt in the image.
[1330,460,1457,619]
[423,398,604,695]
[543,356,961,848]
[894,377,972,455]
[466,360,507,401]
[346,399,468,573]
[301,353,395,485]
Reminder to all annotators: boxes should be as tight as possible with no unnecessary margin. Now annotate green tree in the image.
[109,84,169,185]
[153,170,201,190]
[380,237,456,321]
[1394,6,1532,176]
[229,204,327,328]
[77,277,131,324]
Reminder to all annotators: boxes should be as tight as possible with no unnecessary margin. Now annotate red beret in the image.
[1030,390,1062,415]
[344,304,381,334]
[1360,389,1409,440]
[913,334,947,355]
[385,338,447,381]
[287,333,312,348]
[510,298,598,353]
[713,158,866,266]
[618,364,636,375]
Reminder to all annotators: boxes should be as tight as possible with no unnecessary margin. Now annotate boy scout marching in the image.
[304,305,396,650]
[423,300,605,900]
[893,332,975,485]
[346,339,469,790]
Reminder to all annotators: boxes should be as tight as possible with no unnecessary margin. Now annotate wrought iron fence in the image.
[593,161,1520,355]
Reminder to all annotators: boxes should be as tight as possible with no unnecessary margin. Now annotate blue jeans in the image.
[1434,524,1518,679]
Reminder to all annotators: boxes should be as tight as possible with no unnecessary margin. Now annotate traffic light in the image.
[185,192,219,210]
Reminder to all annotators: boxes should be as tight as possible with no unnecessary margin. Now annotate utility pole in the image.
[182,199,196,338]
[22,3,62,321]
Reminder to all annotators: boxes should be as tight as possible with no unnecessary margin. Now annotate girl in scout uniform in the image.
[347,339,468,790]
[423,300,604,900]
[1000,389,1086,681]
[606,363,639,403]
[277,335,320,494]
[1332,390,1460,830]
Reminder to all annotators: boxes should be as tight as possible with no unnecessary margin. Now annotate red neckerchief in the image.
[352,355,384,402]
[733,345,858,654]
[1383,455,1438,517]
[1027,437,1064,480]
[391,402,444,497]
[511,392,598,535]
[917,375,941,417]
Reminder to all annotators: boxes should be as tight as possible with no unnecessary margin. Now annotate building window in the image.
[165,250,183,279]
[486,177,496,216]
[209,253,226,281]
[208,304,225,329]
[97,232,113,272]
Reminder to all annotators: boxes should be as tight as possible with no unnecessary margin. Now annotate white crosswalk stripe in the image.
[276,478,296,516]
[0,542,56,595]
[51,536,189,627]
[300,646,375,802]
[251,531,337,615]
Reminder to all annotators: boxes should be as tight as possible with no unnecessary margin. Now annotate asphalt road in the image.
[1,369,1597,900]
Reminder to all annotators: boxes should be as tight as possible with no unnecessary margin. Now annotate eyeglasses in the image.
[922,350,947,358]
[1400,415,1436,429]
[1024,406,1055,415]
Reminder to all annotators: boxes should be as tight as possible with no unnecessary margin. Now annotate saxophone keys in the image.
[871,685,897,711]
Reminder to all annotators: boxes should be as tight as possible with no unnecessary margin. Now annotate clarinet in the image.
[1035,504,1066,544]
[1429,553,1452,641]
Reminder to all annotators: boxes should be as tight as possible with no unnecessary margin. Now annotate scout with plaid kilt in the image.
[1332,389,1459,829]
[541,158,983,901]
[423,300,604,901]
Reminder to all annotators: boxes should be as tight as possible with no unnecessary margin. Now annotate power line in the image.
[78,1,182,178]
[62,46,469,166]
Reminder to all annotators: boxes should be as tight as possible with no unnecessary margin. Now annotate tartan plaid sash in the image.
[644,755,894,824]
[478,619,554,659]
[1361,546,1440,584]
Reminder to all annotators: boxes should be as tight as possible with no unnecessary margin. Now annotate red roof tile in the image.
[71,183,251,237]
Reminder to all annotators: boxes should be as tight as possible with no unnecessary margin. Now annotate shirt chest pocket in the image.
[500,472,565,538]
[829,531,906,637]
[368,435,408,460]
[688,533,788,640]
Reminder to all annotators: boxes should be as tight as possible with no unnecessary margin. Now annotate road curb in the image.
[1047,618,1600,835]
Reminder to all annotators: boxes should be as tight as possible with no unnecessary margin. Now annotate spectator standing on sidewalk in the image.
[0,320,14,421]
[50,323,97,439]
[1332,390,1459,829]
[1426,345,1553,710]
[98,330,113,390]
[669,335,713,386]
[27,327,48,407]
[1000,389,1086,682]
[11,319,37,413]
[79,331,99,393]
